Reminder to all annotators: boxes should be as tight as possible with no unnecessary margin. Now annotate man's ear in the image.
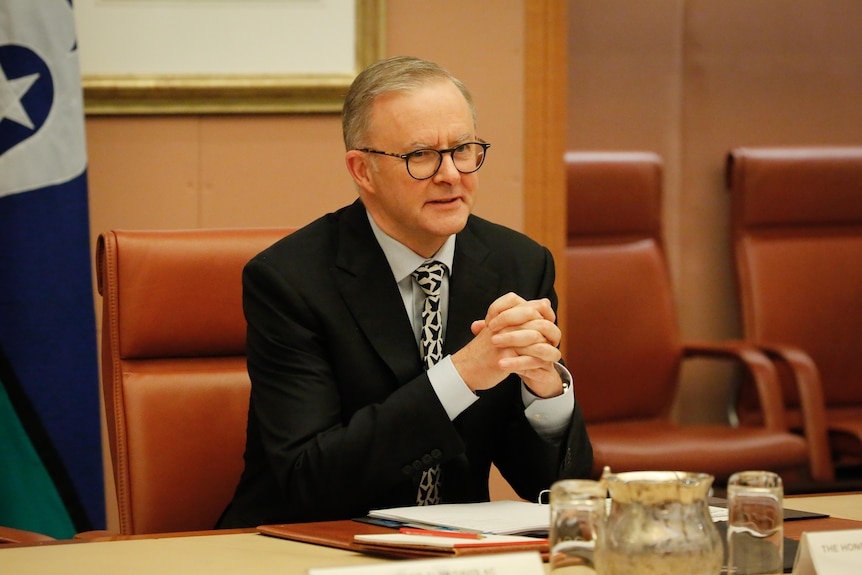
[345,150,375,194]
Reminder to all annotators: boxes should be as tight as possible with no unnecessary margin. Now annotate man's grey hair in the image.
[342,56,477,151]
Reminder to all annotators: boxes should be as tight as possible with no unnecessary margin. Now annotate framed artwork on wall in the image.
[75,0,385,115]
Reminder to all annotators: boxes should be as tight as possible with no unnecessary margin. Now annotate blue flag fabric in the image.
[0,0,103,535]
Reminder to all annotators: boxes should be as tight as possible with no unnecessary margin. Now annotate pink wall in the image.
[87,2,527,238]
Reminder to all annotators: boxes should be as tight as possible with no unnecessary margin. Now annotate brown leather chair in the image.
[728,146,862,478]
[563,151,829,484]
[96,228,292,535]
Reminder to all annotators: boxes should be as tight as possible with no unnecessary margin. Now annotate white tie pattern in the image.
[413,262,446,369]
[412,261,447,505]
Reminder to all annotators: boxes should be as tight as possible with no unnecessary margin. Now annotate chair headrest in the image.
[566,151,663,241]
[97,228,292,359]
[727,147,862,229]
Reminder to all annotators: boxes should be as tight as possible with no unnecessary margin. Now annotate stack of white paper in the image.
[369,499,730,535]
[369,501,550,535]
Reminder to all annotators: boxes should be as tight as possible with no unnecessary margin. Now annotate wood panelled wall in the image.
[567,0,862,422]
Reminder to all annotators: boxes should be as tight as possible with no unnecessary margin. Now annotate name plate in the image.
[307,551,545,575]
[793,529,862,574]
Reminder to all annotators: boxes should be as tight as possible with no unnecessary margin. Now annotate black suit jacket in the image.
[217,199,592,528]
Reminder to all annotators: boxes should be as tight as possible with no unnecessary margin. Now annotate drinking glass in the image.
[726,470,784,575]
[549,479,606,573]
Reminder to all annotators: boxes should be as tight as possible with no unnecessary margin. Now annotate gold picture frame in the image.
[81,0,385,115]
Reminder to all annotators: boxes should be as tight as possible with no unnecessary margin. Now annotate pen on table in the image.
[398,527,485,539]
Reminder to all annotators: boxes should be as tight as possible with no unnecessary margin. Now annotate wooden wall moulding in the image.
[76,0,385,115]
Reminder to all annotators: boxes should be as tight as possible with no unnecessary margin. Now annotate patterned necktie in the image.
[413,261,446,370]
[412,261,447,505]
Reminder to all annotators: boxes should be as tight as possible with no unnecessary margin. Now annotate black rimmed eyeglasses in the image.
[356,142,491,180]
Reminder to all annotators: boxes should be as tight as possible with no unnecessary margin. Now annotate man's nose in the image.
[434,153,460,182]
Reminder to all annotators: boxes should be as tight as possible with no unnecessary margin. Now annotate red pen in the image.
[398,527,484,539]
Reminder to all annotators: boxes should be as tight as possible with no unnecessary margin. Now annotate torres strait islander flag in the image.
[0,0,103,536]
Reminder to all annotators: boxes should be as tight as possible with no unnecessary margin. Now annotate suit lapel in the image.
[445,221,500,355]
[333,205,502,382]
[333,201,423,383]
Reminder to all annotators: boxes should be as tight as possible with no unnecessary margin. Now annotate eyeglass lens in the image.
[407,143,487,180]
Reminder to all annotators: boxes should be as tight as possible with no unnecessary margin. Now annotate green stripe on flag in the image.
[0,377,75,539]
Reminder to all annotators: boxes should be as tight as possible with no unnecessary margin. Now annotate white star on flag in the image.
[0,0,87,200]
[0,62,38,129]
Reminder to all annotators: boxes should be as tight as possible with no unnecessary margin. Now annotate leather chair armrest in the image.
[0,526,56,544]
[741,341,833,483]
[682,340,834,483]
[682,340,787,431]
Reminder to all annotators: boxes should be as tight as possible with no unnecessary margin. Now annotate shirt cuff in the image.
[521,363,575,441]
[428,355,480,420]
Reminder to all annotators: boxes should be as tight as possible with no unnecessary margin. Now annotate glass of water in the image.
[726,470,784,575]
[549,479,607,573]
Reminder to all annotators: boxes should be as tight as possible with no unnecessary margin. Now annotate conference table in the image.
[3,492,862,574]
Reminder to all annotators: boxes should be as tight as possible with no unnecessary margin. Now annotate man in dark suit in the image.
[217,56,592,528]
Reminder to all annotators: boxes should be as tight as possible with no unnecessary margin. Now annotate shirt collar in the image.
[367,211,456,283]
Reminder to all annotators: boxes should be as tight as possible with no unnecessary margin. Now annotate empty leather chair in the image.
[728,146,862,479]
[564,151,829,484]
[96,228,292,534]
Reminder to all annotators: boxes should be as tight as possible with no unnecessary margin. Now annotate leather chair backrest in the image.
[727,147,862,409]
[564,152,681,423]
[96,228,292,535]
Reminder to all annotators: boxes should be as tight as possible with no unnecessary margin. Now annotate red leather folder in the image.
[257,520,549,559]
